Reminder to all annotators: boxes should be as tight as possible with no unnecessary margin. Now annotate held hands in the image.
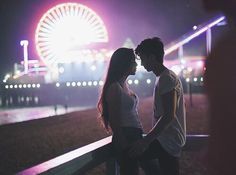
[128,137,150,158]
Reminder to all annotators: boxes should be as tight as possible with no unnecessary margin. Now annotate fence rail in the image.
[18,135,209,175]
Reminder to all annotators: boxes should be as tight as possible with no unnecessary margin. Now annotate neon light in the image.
[134,80,139,84]
[20,40,29,74]
[92,81,97,86]
[206,28,212,54]
[128,80,133,84]
[164,16,225,55]
[193,25,198,30]
[98,81,104,86]
[35,3,108,67]
[146,79,151,84]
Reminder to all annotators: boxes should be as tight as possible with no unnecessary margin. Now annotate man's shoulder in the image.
[160,69,178,82]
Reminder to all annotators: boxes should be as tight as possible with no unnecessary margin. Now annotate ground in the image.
[0,94,209,174]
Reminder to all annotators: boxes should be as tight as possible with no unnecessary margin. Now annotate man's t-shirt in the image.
[154,69,186,157]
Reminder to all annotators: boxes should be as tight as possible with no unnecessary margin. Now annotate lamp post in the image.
[20,40,29,74]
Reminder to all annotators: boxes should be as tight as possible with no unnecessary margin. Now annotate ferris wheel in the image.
[35,3,109,66]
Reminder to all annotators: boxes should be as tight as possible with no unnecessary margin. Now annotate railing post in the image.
[106,158,119,175]
[206,28,212,55]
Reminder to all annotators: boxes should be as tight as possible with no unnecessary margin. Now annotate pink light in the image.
[196,60,204,68]
[17,136,112,175]
[164,16,225,55]
[20,40,29,74]
[35,3,109,67]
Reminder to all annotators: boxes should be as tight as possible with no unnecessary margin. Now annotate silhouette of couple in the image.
[98,37,186,175]
[97,0,236,173]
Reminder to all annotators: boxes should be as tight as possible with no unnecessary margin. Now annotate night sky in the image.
[0,0,218,80]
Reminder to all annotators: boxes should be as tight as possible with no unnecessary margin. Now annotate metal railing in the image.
[164,15,225,56]
[18,135,208,175]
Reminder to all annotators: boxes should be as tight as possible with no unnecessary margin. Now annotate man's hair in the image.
[135,37,165,64]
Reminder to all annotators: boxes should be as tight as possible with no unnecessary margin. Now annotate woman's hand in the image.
[128,137,150,158]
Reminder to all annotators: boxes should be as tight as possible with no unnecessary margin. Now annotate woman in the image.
[97,48,143,174]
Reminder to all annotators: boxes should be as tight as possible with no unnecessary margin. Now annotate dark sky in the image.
[0,0,218,80]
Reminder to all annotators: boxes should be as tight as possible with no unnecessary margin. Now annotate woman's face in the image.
[129,58,137,75]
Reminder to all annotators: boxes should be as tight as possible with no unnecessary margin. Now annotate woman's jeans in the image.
[112,127,160,175]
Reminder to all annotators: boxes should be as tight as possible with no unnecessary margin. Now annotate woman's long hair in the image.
[97,48,135,131]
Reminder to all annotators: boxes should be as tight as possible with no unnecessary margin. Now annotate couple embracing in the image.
[97,37,186,175]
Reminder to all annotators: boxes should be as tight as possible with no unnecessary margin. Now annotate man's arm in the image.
[129,89,177,157]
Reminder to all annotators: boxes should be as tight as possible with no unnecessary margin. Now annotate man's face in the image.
[139,53,164,75]
[139,53,152,72]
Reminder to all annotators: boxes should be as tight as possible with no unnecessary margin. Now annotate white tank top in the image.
[107,82,143,129]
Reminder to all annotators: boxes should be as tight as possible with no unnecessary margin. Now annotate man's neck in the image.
[153,64,167,77]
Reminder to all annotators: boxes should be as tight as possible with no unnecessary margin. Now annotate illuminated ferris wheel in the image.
[35,3,109,66]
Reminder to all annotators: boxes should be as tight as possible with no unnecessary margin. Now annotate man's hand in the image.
[129,137,150,158]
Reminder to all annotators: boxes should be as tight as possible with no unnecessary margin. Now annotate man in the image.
[129,37,186,175]
[202,0,236,174]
